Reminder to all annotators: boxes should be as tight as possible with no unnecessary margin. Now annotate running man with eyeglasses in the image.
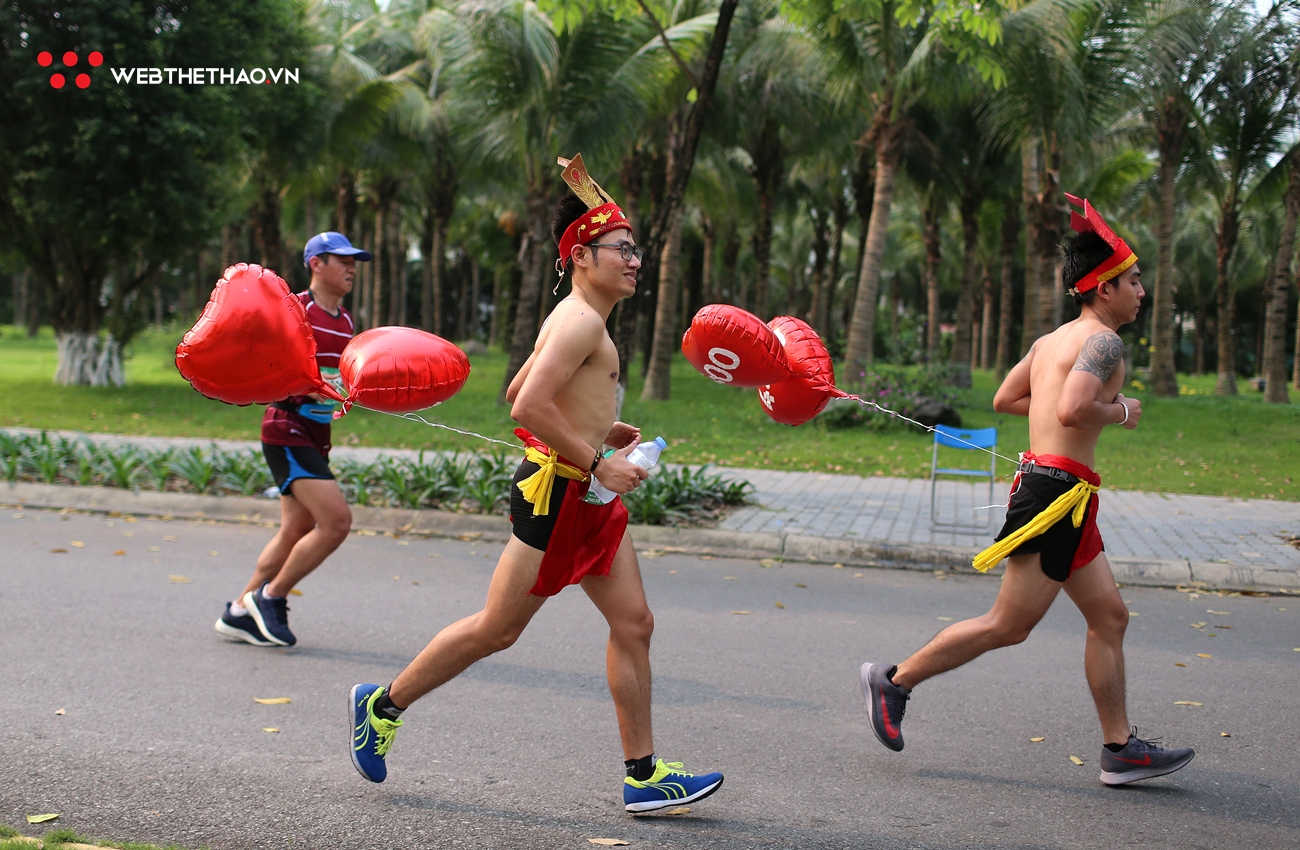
[860,195,1194,786]
[348,156,724,813]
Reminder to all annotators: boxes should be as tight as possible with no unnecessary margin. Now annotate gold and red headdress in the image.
[556,154,632,273]
[1065,193,1138,294]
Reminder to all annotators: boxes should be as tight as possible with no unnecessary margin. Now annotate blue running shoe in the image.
[214,602,273,646]
[623,759,724,813]
[350,684,402,783]
[243,583,296,646]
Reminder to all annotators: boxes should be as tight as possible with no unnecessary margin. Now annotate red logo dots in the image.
[38,48,99,90]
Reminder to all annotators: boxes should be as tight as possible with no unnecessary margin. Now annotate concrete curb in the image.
[4,482,1297,593]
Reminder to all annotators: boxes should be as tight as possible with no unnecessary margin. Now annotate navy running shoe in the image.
[1100,730,1194,785]
[623,759,724,813]
[351,684,402,783]
[860,662,909,752]
[243,583,296,646]
[214,602,273,646]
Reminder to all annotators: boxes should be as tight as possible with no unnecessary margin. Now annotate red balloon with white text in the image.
[681,304,794,388]
[758,316,838,426]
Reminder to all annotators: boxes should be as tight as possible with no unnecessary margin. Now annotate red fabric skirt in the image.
[511,429,629,597]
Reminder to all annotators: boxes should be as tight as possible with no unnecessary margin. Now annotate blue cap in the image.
[303,231,372,266]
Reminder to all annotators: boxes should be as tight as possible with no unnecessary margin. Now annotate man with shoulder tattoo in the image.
[859,194,1195,786]
[346,155,724,813]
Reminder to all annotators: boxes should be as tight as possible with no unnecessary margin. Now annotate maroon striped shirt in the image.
[260,290,353,454]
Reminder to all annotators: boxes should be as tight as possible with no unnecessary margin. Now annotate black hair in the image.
[1061,231,1114,306]
[551,194,589,274]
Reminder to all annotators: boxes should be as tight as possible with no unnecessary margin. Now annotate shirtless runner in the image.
[860,194,1194,786]
[347,156,724,813]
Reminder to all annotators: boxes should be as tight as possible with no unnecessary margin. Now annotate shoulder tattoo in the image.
[1072,332,1122,381]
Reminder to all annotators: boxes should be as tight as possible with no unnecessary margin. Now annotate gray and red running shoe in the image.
[1099,731,1194,785]
[860,662,910,752]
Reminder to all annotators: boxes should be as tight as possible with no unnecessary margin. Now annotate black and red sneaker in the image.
[1099,731,1194,785]
[860,662,910,752]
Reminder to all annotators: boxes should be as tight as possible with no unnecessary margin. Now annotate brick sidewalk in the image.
[12,429,1300,576]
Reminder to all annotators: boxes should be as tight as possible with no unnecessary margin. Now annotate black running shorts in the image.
[262,443,334,498]
[992,473,1097,582]
[509,458,574,551]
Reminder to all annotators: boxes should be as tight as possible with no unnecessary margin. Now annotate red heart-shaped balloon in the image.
[339,326,471,414]
[758,316,839,426]
[681,304,794,387]
[175,264,342,406]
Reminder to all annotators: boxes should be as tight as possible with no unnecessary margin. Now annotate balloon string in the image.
[839,393,1022,467]
[365,407,522,451]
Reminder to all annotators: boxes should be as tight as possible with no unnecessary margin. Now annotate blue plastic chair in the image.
[929,425,998,530]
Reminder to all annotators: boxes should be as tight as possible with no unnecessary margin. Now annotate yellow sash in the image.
[516,446,589,517]
[972,480,1100,573]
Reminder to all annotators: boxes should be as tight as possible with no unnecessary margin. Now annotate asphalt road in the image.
[3,507,1298,849]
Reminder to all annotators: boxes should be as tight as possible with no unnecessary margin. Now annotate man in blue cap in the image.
[215,232,371,647]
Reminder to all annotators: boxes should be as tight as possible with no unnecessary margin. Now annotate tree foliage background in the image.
[1,0,1298,404]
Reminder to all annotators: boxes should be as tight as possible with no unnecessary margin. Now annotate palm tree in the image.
[1197,6,1300,395]
[1122,0,1233,397]
[1262,148,1299,403]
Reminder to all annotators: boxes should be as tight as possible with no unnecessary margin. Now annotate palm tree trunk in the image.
[643,213,684,400]
[923,190,942,363]
[336,169,358,235]
[1194,303,1208,376]
[421,215,435,332]
[807,208,829,327]
[221,224,241,273]
[950,193,979,387]
[371,204,388,327]
[1038,132,1062,333]
[1214,198,1240,396]
[979,263,994,370]
[824,199,847,338]
[1020,138,1042,355]
[469,258,482,340]
[501,195,549,400]
[700,215,715,304]
[1263,161,1300,403]
[844,121,903,368]
[1151,120,1184,396]
[388,207,406,326]
[996,200,1018,377]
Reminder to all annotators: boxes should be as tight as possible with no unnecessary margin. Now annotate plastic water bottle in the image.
[584,436,667,505]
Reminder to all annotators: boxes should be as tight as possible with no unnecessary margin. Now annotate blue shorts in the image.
[262,443,333,497]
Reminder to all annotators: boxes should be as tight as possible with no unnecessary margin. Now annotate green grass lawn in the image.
[4,324,1298,499]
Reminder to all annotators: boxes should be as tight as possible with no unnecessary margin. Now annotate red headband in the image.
[1066,193,1137,293]
[558,202,632,267]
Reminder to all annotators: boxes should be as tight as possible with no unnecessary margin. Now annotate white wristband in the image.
[1117,401,1129,425]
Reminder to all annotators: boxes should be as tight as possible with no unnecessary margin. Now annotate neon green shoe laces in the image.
[354,688,403,756]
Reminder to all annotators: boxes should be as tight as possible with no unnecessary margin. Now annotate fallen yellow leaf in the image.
[113,550,126,556]
[587,840,629,846]
[54,708,65,716]
[1069,756,1084,766]
[729,610,750,615]
[1174,701,1203,706]
[724,576,738,581]
[50,548,67,554]
[254,697,292,705]
[775,602,786,609]
[147,546,160,552]
[209,551,219,556]
[289,588,303,596]
[1197,653,1212,659]
[1220,732,1231,737]
[457,532,483,541]
[936,616,953,621]
[832,563,844,569]
[1175,662,1187,667]
[70,541,84,548]
[699,555,714,560]
[1030,737,1045,743]
[641,549,663,558]
[1207,609,1229,615]
[357,529,377,536]
[1128,612,1140,617]
[169,575,192,583]
[854,573,863,578]
[26,814,59,824]
[665,806,691,815]
[263,727,280,733]
[795,583,808,588]
[758,559,777,568]
[164,535,177,541]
